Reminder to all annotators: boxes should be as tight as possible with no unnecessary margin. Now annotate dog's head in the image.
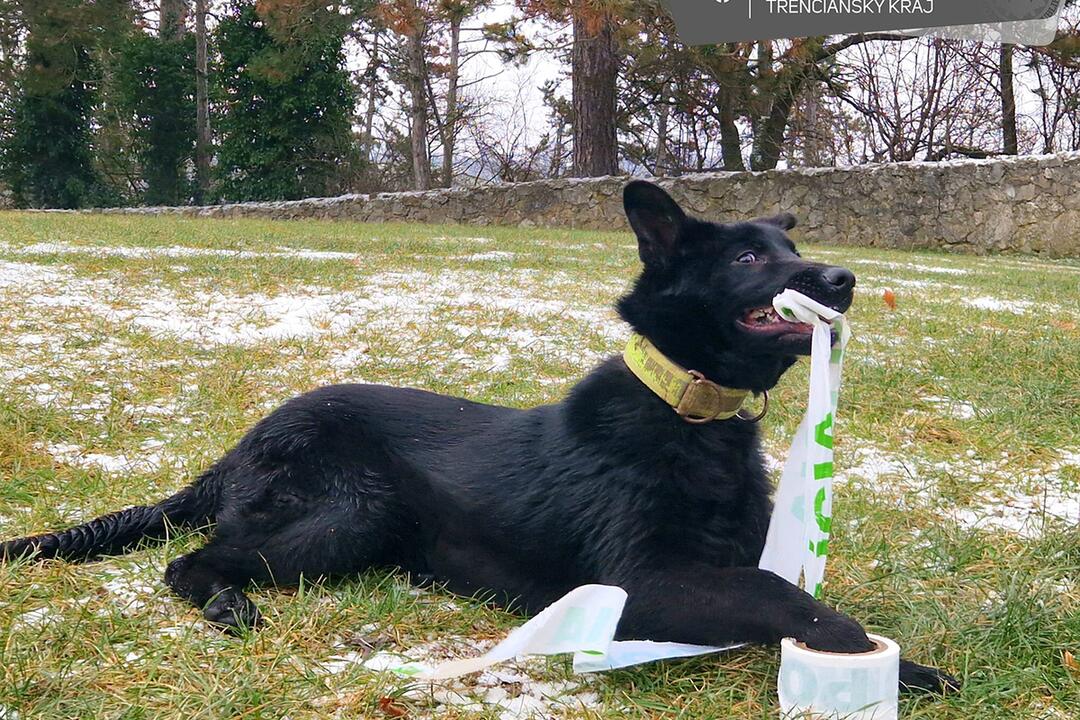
[616,180,856,393]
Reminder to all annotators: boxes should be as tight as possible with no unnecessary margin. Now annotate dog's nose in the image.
[823,267,856,292]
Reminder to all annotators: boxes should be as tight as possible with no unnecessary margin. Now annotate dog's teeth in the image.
[748,307,779,325]
[747,307,785,325]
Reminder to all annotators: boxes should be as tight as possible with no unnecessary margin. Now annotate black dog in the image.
[1,181,957,693]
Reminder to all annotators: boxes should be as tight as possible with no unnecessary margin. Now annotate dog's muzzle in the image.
[784,266,856,313]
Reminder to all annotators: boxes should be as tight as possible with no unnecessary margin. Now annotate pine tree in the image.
[215,0,355,201]
[116,30,197,205]
[0,1,122,208]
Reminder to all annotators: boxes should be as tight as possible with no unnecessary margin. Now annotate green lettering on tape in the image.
[815,413,834,449]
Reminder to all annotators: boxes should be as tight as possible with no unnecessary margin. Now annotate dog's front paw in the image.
[899,659,961,694]
[204,590,262,634]
[798,613,875,654]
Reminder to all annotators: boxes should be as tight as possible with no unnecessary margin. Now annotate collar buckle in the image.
[676,370,726,424]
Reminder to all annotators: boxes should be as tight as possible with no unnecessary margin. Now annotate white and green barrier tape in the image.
[365,289,856,679]
[759,289,850,599]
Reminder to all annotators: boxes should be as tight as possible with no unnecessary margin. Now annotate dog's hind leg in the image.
[165,504,398,632]
[165,547,263,631]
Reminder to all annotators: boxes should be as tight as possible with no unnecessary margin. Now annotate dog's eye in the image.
[736,252,758,264]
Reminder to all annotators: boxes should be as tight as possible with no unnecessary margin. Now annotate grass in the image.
[0,212,1078,719]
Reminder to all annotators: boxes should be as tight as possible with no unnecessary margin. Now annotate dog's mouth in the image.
[736,305,815,336]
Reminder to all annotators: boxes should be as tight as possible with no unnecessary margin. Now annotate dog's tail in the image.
[0,466,222,563]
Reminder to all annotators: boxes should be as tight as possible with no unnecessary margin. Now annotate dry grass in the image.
[0,212,1078,719]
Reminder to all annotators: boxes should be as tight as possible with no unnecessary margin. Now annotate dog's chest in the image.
[592,435,773,567]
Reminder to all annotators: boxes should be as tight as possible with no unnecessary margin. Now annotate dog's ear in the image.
[755,212,798,231]
[623,180,687,266]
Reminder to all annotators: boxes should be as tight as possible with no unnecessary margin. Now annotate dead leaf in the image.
[1064,650,1079,676]
[1052,319,1076,332]
[883,288,897,310]
[378,696,409,718]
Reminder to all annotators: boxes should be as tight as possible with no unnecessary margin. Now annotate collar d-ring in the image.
[737,390,769,423]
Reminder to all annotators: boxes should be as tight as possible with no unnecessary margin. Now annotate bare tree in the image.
[1000,43,1018,154]
[360,30,383,166]
[194,0,210,203]
[377,0,433,190]
[461,81,551,183]
[418,0,493,188]
[1024,10,1080,152]
[440,2,460,187]
[822,38,1001,162]
[654,82,669,175]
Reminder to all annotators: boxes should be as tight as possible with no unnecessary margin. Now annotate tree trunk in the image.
[1000,43,1018,155]
[362,32,380,166]
[571,4,618,177]
[160,0,188,40]
[718,44,746,171]
[802,88,825,166]
[440,16,460,188]
[750,41,812,171]
[549,120,565,178]
[654,82,669,176]
[751,91,797,170]
[194,0,210,203]
[405,1,431,190]
[719,98,744,171]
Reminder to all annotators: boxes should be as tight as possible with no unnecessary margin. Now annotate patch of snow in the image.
[64,288,360,346]
[13,606,56,629]
[155,622,212,638]
[122,400,178,419]
[14,333,47,346]
[845,259,970,275]
[96,566,170,617]
[922,395,977,420]
[321,650,368,675]
[45,439,166,475]
[762,453,784,474]
[351,636,602,719]
[952,487,1079,538]
[908,264,969,276]
[434,236,494,244]
[945,449,1080,537]
[991,258,1080,275]
[27,382,59,404]
[889,278,943,289]
[464,251,516,262]
[2,240,363,263]
[484,348,513,372]
[1030,702,1074,720]
[1056,449,1080,468]
[0,261,65,288]
[287,249,360,261]
[326,345,370,372]
[962,296,1033,314]
[1,259,629,398]
[838,447,914,486]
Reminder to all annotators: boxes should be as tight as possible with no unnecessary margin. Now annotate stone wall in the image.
[82,152,1080,257]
